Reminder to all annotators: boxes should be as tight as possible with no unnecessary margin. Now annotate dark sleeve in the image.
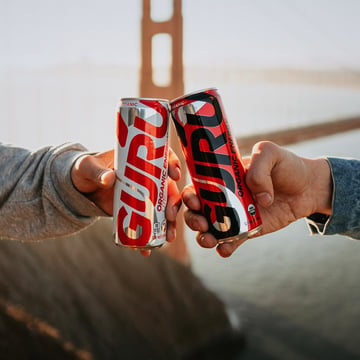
[306,157,360,240]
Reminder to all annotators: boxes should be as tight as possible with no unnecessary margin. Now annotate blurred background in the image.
[1,0,360,149]
[1,0,360,359]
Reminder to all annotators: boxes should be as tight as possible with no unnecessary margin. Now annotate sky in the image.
[1,0,360,70]
[1,0,360,151]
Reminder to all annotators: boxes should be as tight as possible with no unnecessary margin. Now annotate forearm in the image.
[0,143,105,241]
[307,157,360,239]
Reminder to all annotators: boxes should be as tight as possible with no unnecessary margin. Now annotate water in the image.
[221,83,360,135]
[1,65,360,358]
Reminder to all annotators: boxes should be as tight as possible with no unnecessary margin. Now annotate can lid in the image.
[170,87,218,104]
[120,97,169,103]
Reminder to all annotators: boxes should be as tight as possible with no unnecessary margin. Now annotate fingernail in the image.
[100,170,114,184]
[100,172,109,185]
[199,234,206,244]
[255,192,273,207]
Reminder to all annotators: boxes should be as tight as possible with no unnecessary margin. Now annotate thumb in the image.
[97,168,116,188]
[245,142,278,208]
[72,154,115,193]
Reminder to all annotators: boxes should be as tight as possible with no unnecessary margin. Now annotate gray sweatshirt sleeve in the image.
[306,157,360,240]
[0,142,106,241]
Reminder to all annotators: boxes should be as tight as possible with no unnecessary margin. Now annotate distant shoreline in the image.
[237,116,360,154]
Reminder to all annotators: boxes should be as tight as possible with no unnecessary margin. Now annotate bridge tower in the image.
[140,0,188,264]
[140,0,184,99]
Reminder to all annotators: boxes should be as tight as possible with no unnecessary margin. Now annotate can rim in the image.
[120,97,169,103]
[170,87,218,104]
[216,225,262,244]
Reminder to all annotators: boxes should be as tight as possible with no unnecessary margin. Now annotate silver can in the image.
[113,97,169,249]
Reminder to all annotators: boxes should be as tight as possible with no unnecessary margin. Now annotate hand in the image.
[183,141,332,257]
[71,148,182,256]
[71,150,115,215]
[140,149,182,256]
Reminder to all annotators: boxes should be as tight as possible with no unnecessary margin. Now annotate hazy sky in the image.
[1,0,360,69]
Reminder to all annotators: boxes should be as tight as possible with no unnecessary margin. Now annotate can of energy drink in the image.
[170,88,262,243]
[113,97,169,249]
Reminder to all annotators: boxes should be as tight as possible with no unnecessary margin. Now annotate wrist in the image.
[307,157,333,216]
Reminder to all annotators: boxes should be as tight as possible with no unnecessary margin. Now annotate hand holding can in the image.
[170,88,262,243]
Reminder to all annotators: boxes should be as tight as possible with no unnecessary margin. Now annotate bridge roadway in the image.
[237,115,360,155]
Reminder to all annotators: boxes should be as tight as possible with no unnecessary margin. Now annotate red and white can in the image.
[170,88,262,243]
[113,97,169,249]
